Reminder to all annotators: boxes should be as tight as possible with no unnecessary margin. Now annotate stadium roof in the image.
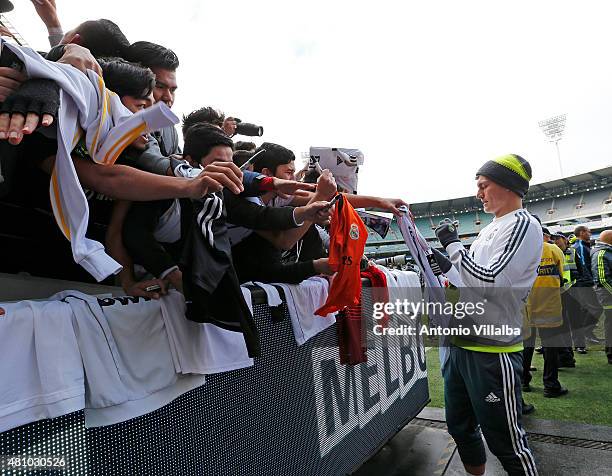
[410,166,612,217]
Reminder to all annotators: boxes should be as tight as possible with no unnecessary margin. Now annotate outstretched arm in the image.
[30,0,63,47]
[38,155,244,200]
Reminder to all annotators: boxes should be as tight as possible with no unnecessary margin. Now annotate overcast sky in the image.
[5,0,612,203]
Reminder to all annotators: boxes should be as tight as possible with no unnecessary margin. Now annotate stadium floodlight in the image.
[538,114,567,176]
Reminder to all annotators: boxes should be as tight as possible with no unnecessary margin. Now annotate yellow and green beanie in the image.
[476,154,532,198]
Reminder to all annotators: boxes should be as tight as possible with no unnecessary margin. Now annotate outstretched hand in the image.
[0,78,58,145]
[125,278,169,300]
[188,161,244,197]
[379,198,409,216]
[30,0,61,29]
[272,177,316,199]
[57,44,103,76]
[296,201,333,226]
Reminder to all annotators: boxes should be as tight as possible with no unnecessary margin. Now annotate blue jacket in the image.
[573,239,594,287]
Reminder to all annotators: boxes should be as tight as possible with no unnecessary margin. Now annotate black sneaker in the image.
[535,347,543,354]
[576,347,587,355]
[544,387,569,398]
[522,403,535,415]
[530,366,538,372]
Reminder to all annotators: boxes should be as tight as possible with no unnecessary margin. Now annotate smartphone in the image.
[145,284,162,293]
[325,194,342,209]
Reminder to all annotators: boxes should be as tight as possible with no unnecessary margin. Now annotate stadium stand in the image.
[365,166,612,259]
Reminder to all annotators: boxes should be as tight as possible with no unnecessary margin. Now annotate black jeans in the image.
[523,327,561,391]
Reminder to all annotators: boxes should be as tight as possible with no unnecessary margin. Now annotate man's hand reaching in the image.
[57,44,102,76]
[0,78,59,145]
[378,198,409,216]
[125,278,169,300]
[0,66,26,102]
[271,177,316,199]
[294,201,333,226]
[314,169,337,200]
[313,258,335,276]
[187,162,244,198]
[30,0,61,30]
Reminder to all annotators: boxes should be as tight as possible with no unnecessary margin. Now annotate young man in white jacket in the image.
[435,154,541,476]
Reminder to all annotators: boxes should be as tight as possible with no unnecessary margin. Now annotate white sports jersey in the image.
[397,213,449,367]
[309,147,364,194]
[56,291,205,427]
[274,277,336,346]
[2,40,179,282]
[446,209,542,349]
[0,299,84,433]
[446,209,542,289]
[160,290,254,375]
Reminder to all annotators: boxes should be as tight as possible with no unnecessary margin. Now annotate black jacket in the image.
[232,231,317,285]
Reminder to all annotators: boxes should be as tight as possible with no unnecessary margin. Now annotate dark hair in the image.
[235,141,257,152]
[182,106,225,137]
[74,19,130,58]
[184,123,233,165]
[303,168,320,184]
[233,150,254,168]
[99,58,155,99]
[574,225,589,237]
[252,142,295,174]
[125,41,179,71]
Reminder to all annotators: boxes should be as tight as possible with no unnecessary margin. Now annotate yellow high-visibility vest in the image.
[561,246,577,293]
[527,242,564,328]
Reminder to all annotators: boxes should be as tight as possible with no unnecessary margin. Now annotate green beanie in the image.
[476,154,532,198]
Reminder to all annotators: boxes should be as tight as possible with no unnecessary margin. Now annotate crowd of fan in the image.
[0,5,407,307]
[0,3,610,378]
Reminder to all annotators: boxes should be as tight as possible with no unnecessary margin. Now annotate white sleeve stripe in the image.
[460,250,496,282]
[490,211,531,271]
[460,212,529,280]
[463,211,528,276]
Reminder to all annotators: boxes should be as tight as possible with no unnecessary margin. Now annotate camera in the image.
[233,118,263,137]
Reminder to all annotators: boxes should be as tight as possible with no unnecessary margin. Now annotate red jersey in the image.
[315,194,368,316]
[336,265,391,365]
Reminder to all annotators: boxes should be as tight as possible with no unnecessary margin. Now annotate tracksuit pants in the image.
[443,346,538,476]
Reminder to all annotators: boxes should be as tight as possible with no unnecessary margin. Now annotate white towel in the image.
[274,277,336,346]
[2,40,178,281]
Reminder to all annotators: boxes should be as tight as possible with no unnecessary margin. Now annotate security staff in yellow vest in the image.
[522,228,569,398]
[553,232,578,366]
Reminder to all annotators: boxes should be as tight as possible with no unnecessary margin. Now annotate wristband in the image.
[259,176,275,192]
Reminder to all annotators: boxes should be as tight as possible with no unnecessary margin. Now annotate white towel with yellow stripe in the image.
[2,40,178,281]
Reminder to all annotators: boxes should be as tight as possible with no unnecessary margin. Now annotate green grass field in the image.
[425,323,612,427]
